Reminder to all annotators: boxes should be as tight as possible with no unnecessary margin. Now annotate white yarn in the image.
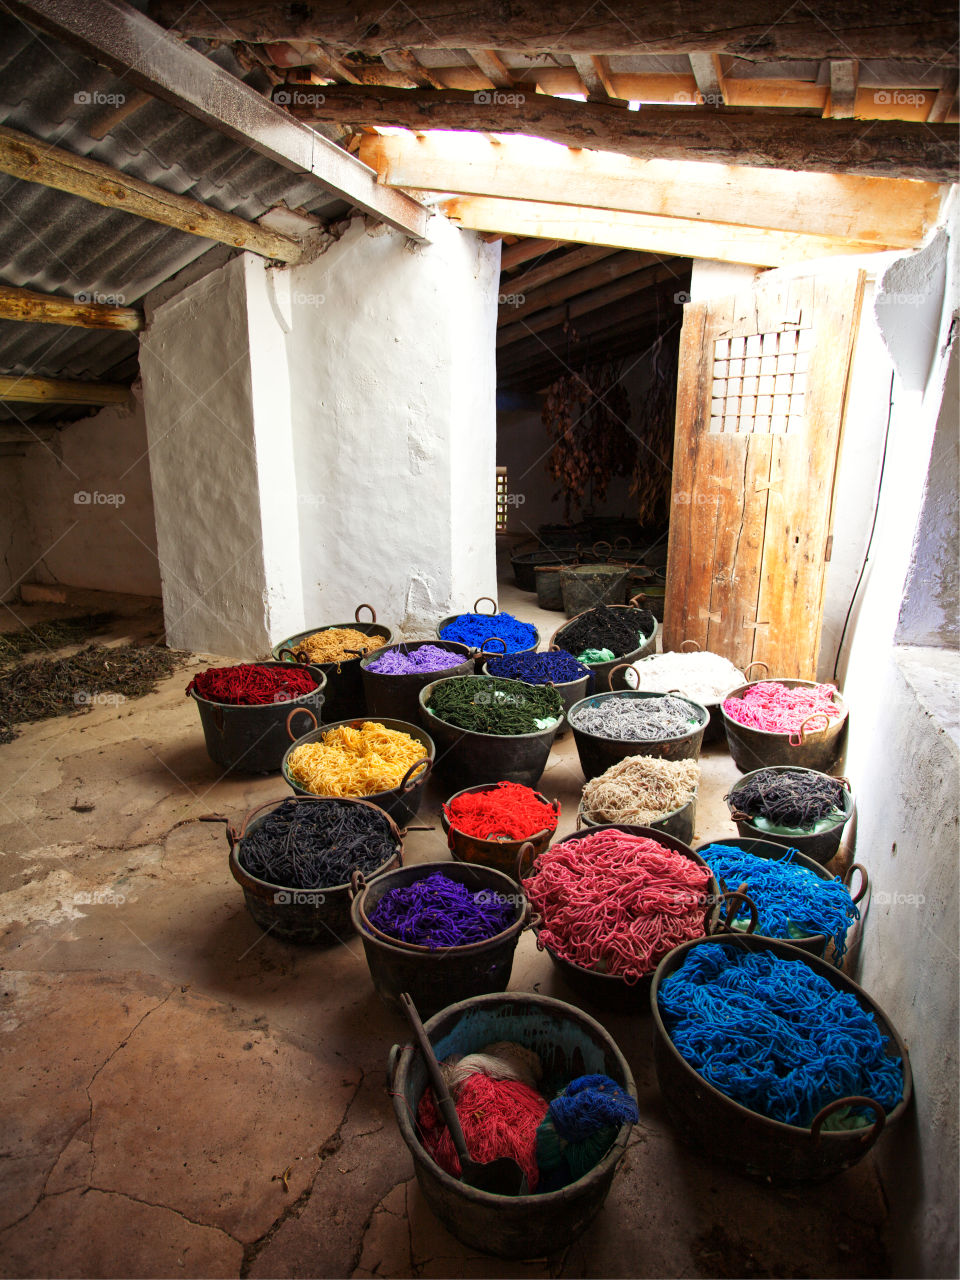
[440,1041,543,1095]
[629,650,745,705]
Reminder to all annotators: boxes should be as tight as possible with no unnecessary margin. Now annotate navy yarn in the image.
[440,611,537,653]
[487,650,592,685]
[658,944,903,1127]
[549,1075,639,1140]
[698,842,858,961]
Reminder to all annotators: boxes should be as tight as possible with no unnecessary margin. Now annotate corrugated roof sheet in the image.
[0,11,351,423]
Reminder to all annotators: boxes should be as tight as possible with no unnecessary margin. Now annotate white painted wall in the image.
[138,213,500,653]
[0,399,161,603]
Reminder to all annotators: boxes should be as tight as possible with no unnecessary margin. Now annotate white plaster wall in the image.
[278,213,499,634]
[0,400,161,602]
[139,257,272,655]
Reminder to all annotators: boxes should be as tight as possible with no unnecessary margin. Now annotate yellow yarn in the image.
[293,627,386,665]
[287,721,426,797]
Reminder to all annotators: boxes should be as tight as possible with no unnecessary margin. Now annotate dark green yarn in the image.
[425,676,563,735]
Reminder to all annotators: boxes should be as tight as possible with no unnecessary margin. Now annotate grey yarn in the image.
[573,694,697,741]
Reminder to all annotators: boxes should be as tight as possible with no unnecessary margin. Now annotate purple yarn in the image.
[366,645,466,675]
[367,871,515,948]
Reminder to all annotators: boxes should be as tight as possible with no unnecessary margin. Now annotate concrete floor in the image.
[0,581,891,1279]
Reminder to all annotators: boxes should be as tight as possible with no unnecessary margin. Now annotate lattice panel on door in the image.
[709,327,813,435]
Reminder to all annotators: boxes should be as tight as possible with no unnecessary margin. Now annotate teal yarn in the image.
[698,842,858,961]
[658,944,904,1128]
[536,1074,638,1189]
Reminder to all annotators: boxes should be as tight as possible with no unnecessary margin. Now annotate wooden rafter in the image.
[359,132,943,249]
[381,50,446,89]
[149,1,959,62]
[287,86,958,180]
[571,55,619,101]
[688,53,726,105]
[0,125,303,261]
[499,251,660,325]
[827,61,859,118]
[928,70,959,122]
[500,238,562,271]
[468,49,515,89]
[9,0,429,240]
[0,285,143,331]
[0,374,131,404]
[506,244,619,295]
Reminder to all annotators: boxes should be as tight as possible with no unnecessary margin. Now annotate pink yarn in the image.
[722,681,843,735]
[522,831,711,982]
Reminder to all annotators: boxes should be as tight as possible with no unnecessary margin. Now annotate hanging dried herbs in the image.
[630,332,679,526]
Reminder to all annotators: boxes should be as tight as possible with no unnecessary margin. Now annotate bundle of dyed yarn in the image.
[658,944,904,1127]
[365,645,466,675]
[555,604,655,662]
[536,1075,639,1190]
[367,871,514,947]
[580,756,700,826]
[485,649,592,685]
[523,830,711,981]
[425,676,562,734]
[572,693,699,741]
[727,768,847,833]
[444,781,559,841]
[186,663,317,705]
[698,842,858,958]
[629,650,744,705]
[439,610,537,653]
[417,1044,636,1193]
[238,798,397,889]
[722,681,843,733]
[286,721,426,797]
[290,627,387,666]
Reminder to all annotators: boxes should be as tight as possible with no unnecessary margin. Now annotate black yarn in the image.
[238,798,397,890]
[726,770,846,828]
[556,604,655,658]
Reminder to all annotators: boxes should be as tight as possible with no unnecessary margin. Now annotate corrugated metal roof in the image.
[0,11,352,423]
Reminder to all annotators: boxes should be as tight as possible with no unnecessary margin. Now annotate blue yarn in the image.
[658,944,904,1127]
[486,650,593,685]
[698,842,858,962]
[548,1074,639,1140]
[440,611,538,653]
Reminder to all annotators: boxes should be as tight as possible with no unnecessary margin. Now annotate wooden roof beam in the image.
[468,50,516,89]
[381,50,446,89]
[688,53,726,105]
[0,285,143,331]
[0,125,303,261]
[148,1,959,62]
[927,70,959,122]
[571,55,620,102]
[499,251,660,325]
[827,60,859,118]
[0,374,131,404]
[296,87,957,181]
[500,238,562,271]
[9,0,429,240]
[360,131,943,249]
[506,244,619,294]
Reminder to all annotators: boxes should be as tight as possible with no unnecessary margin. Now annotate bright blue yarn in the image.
[548,1074,639,1140]
[439,611,537,653]
[486,650,593,685]
[658,944,903,1127]
[698,842,858,962]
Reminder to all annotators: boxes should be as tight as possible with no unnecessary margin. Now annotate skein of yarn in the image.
[536,1074,638,1190]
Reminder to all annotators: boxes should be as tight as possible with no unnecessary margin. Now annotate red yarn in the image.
[522,830,711,982]
[722,681,842,734]
[444,781,559,842]
[186,663,317,705]
[417,1073,548,1191]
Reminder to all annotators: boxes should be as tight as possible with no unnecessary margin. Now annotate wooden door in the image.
[663,268,864,678]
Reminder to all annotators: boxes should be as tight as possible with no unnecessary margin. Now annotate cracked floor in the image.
[0,586,893,1279]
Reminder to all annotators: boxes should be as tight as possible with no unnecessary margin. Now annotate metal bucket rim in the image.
[418,677,564,741]
[282,716,435,800]
[441,782,560,847]
[568,688,710,746]
[229,795,402,897]
[390,991,636,1204]
[351,859,528,955]
[720,680,849,740]
[577,790,697,829]
[189,661,327,710]
[649,933,913,1135]
[726,765,855,830]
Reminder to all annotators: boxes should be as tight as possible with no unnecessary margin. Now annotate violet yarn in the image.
[367,871,515,948]
[366,645,466,675]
